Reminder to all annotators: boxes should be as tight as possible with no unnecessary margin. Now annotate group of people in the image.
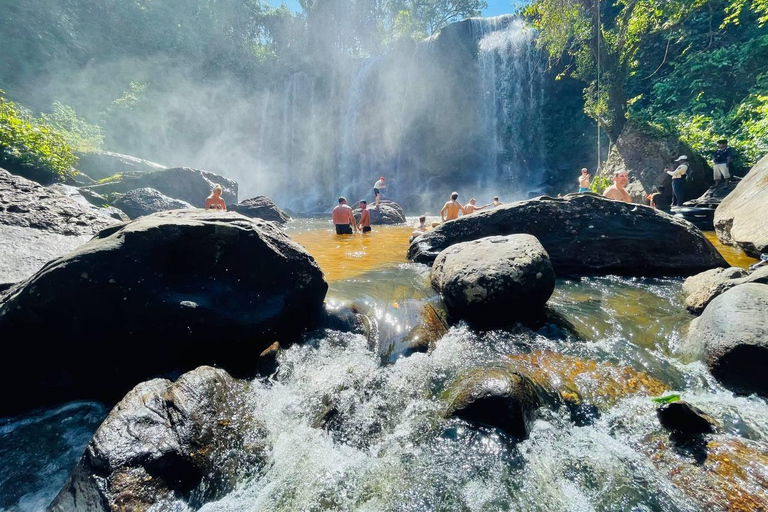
[440,193,502,222]
[330,176,388,234]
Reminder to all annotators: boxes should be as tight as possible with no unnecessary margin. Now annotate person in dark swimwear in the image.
[373,176,385,208]
[358,200,371,233]
[205,184,227,211]
[332,197,357,234]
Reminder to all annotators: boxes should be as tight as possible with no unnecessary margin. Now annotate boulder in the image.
[682,266,768,314]
[112,187,194,219]
[0,168,120,286]
[714,153,768,258]
[354,200,406,225]
[49,366,268,512]
[656,401,716,435]
[683,283,768,397]
[408,194,727,276]
[683,176,742,208]
[75,150,168,181]
[442,368,541,439]
[83,167,238,208]
[47,184,129,222]
[430,234,555,326]
[228,196,290,224]
[601,121,712,203]
[0,209,328,415]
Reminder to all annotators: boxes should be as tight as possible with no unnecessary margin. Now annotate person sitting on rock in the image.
[441,192,466,222]
[332,197,357,235]
[603,170,632,203]
[464,198,487,214]
[358,200,371,233]
[205,184,227,211]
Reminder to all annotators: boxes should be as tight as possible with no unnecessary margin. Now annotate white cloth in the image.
[667,164,688,179]
[713,163,730,180]
[374,179,385,189]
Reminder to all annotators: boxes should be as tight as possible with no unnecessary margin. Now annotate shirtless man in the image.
[409,215,428,242]
[205,184,227,211]
[464,198,486,214]
[332,197,357,234]
[603,171,632,203]
[357,200,371,233]
[441,192,466,222]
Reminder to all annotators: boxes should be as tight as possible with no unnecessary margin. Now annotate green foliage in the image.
[40,102,104,153]
[651,393,681,404]
[0,91,77,180]
[590,174,612,194]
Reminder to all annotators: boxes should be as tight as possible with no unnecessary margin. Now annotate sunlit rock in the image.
[83,167,238,208]
[656,400,716,435]
[0,209,328,415]
[47,184,129,222]
[49,366,268,512]
[112,187,194,219]
[75,150,168,181]
[0,168,120,286]
[408,194,727,276]
[682,266,768,315]
[228,196,291,224]
[354,200,406,225]
[443,367,541,439]
[430,234,555,327]
[682,283,768,397]
[714,152,768,258]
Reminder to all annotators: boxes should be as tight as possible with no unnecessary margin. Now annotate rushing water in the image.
[1,219,765,512]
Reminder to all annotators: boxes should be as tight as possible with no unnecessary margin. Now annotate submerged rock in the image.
[228,196,291,224]
[430,234,555,327]
[714,153,768,258]
[683,283,768,397]
[408,194,727,276]
[656,400,716,435]
[354,200,406,225]
[112,187,194,219]
[83,167,238,208]
[0,209,328,415]
[0,168,120,286]
[49,366,268,512]
[682,266,768,314]
[443,368,541,439]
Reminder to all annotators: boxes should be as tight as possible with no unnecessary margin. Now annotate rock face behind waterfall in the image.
[84,167,238,207]
[75,150,168,181]
[228,196,291,224]
[354,200,406,225]
[714,153,768,258]
[0,169,120,286]
[431,234,555,327]
[0,209,327,415]
[408,194,727,276]
[49,366,268,512]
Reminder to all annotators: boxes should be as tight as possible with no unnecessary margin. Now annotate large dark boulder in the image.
[683,176,741,208]
[408,194,727,276]
[354,200,406,225]
[228,196,290,224]
[112,187,194,219]
[431,234,555,326]
[0,169,120,286]
[601,121,712,203]
[683,283,768,397]
[75,151,168,181]
[83,167,238,208]
[0,209,328,415]
[49,366,268,512]
[656,401,716,435]
[714,153,768,258]
[682,266,768,314]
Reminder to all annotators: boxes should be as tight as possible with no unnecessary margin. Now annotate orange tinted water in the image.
[704,231,759,269]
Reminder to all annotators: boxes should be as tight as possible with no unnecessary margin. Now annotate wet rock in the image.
[714,153,768,258]
[0,168,120,286]
[443,368,541,439]
[399,302,450,356]
[49,366,268,512]
[656,401,716,435]
[75,150,168,181]
[111,187,194,219]
[682,266,768,315]
[228,196,291,224]
[354,200,406,225]
[683,176,741,208]
[0,209,328,415]
[408,194,726,276]
[83,167,238,208]
[431,234,555,327]
[683,283,768,397]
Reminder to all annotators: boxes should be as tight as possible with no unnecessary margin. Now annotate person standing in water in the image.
[603,170,632,203]
[441,192,466,222]
[578,168,591,192]
[205,184,227,210]
[358,200,371,233]
[332,197,357,235]
[373,176,386,208]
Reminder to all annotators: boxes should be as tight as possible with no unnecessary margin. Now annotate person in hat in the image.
[713,139,733,187]
[357,200,371,233]
[373,176,386,208]
[667,156,690,206]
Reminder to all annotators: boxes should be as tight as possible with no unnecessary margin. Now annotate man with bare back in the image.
[441,192,466,222]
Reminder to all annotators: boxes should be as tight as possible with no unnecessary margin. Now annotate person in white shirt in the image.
[373,177,386,208]
[667,156,689,206]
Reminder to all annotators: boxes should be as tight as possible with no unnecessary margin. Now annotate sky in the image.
[270,0,522,19]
